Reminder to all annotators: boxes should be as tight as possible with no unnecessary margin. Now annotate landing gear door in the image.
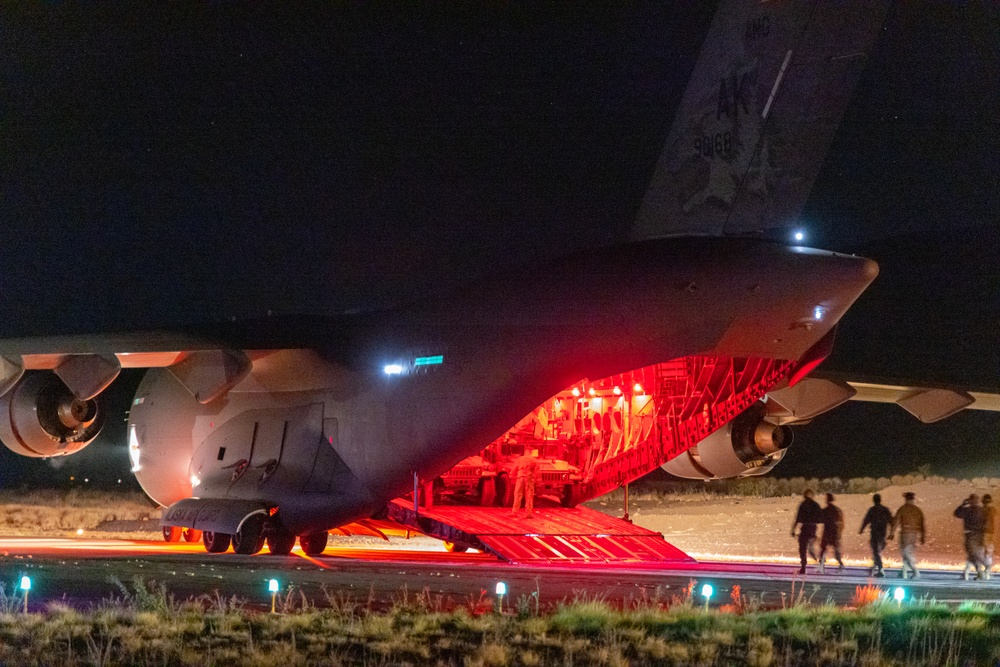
[252,403,325,495]
[192,403,324,500]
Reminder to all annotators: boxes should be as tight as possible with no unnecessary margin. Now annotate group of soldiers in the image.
[792,490,925,578]
[791,489,1000,580]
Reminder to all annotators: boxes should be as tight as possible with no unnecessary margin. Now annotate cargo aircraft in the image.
[4,1,976,558]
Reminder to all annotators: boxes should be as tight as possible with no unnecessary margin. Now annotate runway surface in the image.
[2,536,999,612]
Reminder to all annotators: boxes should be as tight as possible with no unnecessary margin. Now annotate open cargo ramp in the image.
[386,499,693,565]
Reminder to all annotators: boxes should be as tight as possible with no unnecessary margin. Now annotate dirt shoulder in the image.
[589,480,1000,570]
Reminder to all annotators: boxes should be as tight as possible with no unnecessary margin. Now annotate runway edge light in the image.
[700,583,713,610]
[496,581,507,614]
[269,579,279,614]
[19,576,30,614]
[893,587,905,604]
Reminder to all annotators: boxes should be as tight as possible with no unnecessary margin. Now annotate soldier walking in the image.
[891,492,925,580]
[791,489,822,574]
[860,493,893,578]
[984,494,999,576]
[955,494,988,580]
[818,493,845,574]
[510,450,540,519]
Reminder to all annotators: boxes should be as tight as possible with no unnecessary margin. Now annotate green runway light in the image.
[414,355,443,366]
[700,583,713,610]
[268,579,280,613]
[495,582,507,614]
[19,576,30,613]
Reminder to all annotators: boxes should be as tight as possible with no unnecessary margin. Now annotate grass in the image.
[0,578,995,665]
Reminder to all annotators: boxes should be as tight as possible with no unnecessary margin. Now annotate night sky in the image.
[1,3,998,487]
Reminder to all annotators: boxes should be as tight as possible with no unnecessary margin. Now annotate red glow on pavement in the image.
[0,536,493,564]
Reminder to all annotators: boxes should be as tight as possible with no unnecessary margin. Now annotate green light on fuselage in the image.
[414,355,444,366]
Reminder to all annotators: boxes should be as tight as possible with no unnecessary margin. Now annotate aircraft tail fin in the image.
[631,0,890,240]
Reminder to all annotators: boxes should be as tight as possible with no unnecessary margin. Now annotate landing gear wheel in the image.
[266,528,297,556]
[479,478,496,506]
[444,541,469,553]
[299,531,329,556]
[233,516,266,555]
[561,484,581,508]
[182,528,202,543]
[203,530,232,553]
[162,525,182,542]
[494,474,513,507]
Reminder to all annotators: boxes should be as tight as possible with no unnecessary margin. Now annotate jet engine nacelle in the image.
[0,372,104,457]
[661,403,790,480]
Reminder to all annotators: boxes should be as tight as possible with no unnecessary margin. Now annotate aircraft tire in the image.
[203,530,232,553]
[479,478,496,506]
[299,531,329,556]
[182,528,202,543]
[233,516,266,555]
[561,484,581,508]
[162,525,182,542]
[266,528,296,555]
[494,474,512,507]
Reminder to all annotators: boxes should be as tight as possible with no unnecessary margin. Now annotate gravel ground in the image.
[591,480,1000,570]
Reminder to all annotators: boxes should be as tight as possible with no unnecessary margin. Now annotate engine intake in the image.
[0,372,105,457]
[662,403,791,480]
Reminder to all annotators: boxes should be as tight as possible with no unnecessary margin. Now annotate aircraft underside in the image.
[0,236,880,558]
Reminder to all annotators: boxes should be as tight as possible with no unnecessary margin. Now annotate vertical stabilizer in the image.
[632,0,890,240]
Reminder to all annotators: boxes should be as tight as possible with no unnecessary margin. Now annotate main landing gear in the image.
[162,522,329,556]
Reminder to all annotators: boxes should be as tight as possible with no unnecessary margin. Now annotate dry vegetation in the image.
[0,488,160,539]
[0,577,993,666]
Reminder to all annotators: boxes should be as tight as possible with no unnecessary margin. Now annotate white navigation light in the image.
[794,230,805,242]
[190,474,201,488]
[383,364,404,375]
[813,306,824,321]
[128,425,142,472]
[495,582,507,596]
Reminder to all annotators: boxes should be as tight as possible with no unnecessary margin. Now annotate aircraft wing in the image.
[0,332,251,404]
[766,371,1000,425]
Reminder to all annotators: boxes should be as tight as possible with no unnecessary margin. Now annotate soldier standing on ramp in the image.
[891,491,925,580]
[510,449,540,519]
